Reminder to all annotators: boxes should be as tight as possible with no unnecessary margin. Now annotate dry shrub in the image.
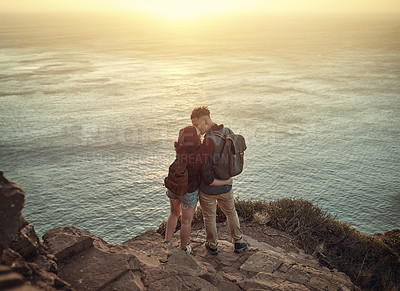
[375,229,400,256]
[189,198,400,290]
[234,198,400,291]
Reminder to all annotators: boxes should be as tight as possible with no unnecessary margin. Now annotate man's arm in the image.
[210,177,233,186]
[201,154,233,186]
[201,159,216,185]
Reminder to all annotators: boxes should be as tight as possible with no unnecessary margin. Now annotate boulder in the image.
[0,172,74,291]
[0,264,26,290]
[0,171,26,253]
[43,226,145,291]
[10,225,40,258]
[43,227,94,261]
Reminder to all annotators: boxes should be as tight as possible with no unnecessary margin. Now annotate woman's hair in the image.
[175,126,202,167]
[191,106,210,120]
[177,126,200,148]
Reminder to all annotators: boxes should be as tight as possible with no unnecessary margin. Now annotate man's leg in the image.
[217,190,244,244]
[199,191,218,249]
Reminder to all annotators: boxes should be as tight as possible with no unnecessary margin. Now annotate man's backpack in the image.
[164,157,188,196]
[208,128,247,180]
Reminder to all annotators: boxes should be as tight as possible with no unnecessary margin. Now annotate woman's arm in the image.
[210,177,233,186]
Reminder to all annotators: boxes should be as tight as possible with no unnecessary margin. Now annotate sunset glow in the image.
[2,0,400,20]
[119,0,241,21]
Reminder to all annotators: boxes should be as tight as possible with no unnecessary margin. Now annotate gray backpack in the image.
[208,127,247,180]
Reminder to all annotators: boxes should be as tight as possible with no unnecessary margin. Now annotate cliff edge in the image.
[0,171,73,290]
[40,223,357,291]
[1,172,398,290]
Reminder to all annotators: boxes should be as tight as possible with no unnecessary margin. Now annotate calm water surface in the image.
[1,13,399,242]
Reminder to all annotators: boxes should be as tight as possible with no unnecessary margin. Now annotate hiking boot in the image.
[234,242,247,253]
[205,242,218,255]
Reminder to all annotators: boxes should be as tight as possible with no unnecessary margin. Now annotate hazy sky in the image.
[2,0,400,20]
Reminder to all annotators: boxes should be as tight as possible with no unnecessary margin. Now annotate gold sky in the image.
[2,0,400,20]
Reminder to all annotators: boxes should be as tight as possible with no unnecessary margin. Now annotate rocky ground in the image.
[39,221,358,291]
[2,171,396,290]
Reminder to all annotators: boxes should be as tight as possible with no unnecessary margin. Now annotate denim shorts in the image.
[166,190,199,207]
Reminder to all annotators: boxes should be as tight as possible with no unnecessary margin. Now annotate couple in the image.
[164,106,247,255]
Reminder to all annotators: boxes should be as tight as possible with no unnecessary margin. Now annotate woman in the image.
[164,125,231,254]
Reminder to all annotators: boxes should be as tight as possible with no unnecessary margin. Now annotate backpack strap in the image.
[208,126,232,139]
[208,130,225,140]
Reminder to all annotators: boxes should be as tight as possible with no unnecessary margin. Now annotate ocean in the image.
[1,13,399,243]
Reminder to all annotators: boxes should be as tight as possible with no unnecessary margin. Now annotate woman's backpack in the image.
[164,157,188,196]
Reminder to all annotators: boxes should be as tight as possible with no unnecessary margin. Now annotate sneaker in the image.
[234,242,247,253]
[205,242,218,255]
[183,245,192,254]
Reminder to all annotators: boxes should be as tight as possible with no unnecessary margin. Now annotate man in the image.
[191,106,247,255]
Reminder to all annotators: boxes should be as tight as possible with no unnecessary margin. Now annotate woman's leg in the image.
[180,204,197,249]
[165,199,181,242]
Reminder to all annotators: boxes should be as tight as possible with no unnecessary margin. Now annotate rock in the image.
[43,226,145,291]
[147,248,216,291]
[253,211,270,225]
[0,265,25,288]
[0,264,42,291]
[0,172,74,291]
[240,272,310,291]
[0,171,26,253]
[148,274,218,291]
[43,227,94,261]
[58,247,141,290]
[10,225,40,258]
[100,270,144,291]
[239,239,355,291]
[2,237,73,291]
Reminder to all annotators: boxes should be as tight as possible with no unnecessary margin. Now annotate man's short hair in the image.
[191,106,210,119]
